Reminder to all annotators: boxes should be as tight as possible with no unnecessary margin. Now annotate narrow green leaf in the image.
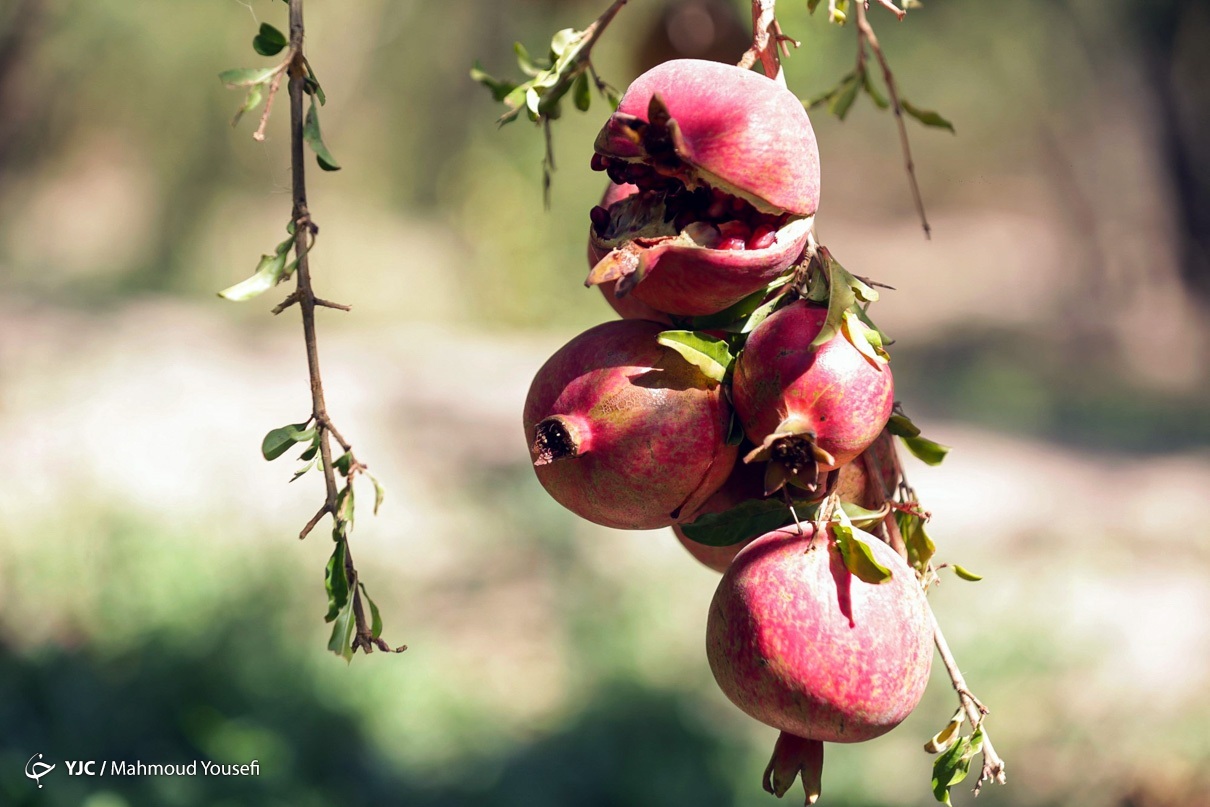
[902,434,951,466]
[336,483,355,533]
[252,22,288,56]
[952,564,983,582]
[829,73,862,120]
[219,250,289,302]
[303,59,326,105]
[897,511,936,573]
[289,459,315,483]
[886,411,922,438]
[366,470,385,515]
[333,452,352,477]
[327,598,356,661]
[839,501,887,530]
[725,410,745,447]
[680,498,805,547]
[658,330,733,384]
[218,66,278,88]
[931,729,983,804]
[231,83,264,127]
[303,97,341,171]
[924,709,965,754]
[470,63,518,102]
[572,70,591,112]
[862,70,890,109]
[549,28,579,59]
[513,41,545,77]
[359,582,383,639]
[901,99,956,133]
[261,422,315,461]
[833,524,893,584]
[324,541,350,621]
[810,252,856,350]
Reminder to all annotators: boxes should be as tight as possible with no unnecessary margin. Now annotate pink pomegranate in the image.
[732,301,894,492]
[706,526,933,744]
[585,59,819,316]
[673,455,876,574]
[524,319,737,530]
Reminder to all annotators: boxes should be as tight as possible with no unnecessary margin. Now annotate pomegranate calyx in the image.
[763,732,824,805]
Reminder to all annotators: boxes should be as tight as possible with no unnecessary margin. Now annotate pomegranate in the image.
[706,525,932,741]
[524,319,737,530]
[732,301,894,493]
[585,59,820,316]
[673,454,876,574]
[587,182,671,324]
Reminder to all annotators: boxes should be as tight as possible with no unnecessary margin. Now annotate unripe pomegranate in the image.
[673,455,875,574]
[732,301,894,492]
[524,319,737,530]
[706,526,933,744]
[585,59,820,316]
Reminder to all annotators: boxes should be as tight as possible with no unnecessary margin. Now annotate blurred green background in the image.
[2,0,1208,805]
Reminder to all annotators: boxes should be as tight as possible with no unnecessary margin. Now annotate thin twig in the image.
[253,63,288,142]
[929,604,1008,793]
[739,0,796,86]
[853,1,931,238]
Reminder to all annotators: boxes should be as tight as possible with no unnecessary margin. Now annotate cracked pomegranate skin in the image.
[732,301,894,470]
[595,59,820,216]
[523,319,737,531]
[706,527,933,742]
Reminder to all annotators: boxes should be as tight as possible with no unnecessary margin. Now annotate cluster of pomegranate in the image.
[523,59,933,804]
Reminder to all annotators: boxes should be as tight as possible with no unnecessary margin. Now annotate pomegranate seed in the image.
[590,205,611,232]
[747,224,776,251]
[590,153,609,172]
[717,220,752,242]
[718,237,746,251]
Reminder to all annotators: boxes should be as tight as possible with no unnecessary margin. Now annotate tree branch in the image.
[286,0,401,657]
[853,1,931,238]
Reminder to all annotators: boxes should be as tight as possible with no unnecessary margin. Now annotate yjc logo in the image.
[25,754,55,788]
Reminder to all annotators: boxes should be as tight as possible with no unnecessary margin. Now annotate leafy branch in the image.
[218,0,403,661]
[805,0,954,239]
[471,0,628,203]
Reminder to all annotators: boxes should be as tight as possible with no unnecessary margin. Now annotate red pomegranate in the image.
[585,59,819,316]
[706,526,933,744]
[524,319,737,530]
[732,301,894,492]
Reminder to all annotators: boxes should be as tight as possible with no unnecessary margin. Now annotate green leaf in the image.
[303,59,326,105]
[952,564,983,582]
[832,522,893,584]
[336,483,355,534]
[810,251,856,350]
[303,97,341,171]
[513,41,546,77]
[324,541,350,621]
[572,70,591,112]
[725,410,746,447]
[289,459,315,483]
[931,729,983,804]
[839,501,887,530]
[471,63,518,102]
[261,422,315,461]
[924,709,965,754]
[862,70,890,109]
[807,0,823,12]
[327,597,356,662]
[658,330,733,384]
[218,66,278,88]
[901,99,955,133]
[886,411,922,438]
[680,498,804,547]
[333,452,352,477]
[902,434,951,466]
[829,72,861,120]
[253,22,288,56]
[219,249,289,301]
[359,582,383,639]
[366,470,385,515]
[897,511,936,573]
[231,83,264,127]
